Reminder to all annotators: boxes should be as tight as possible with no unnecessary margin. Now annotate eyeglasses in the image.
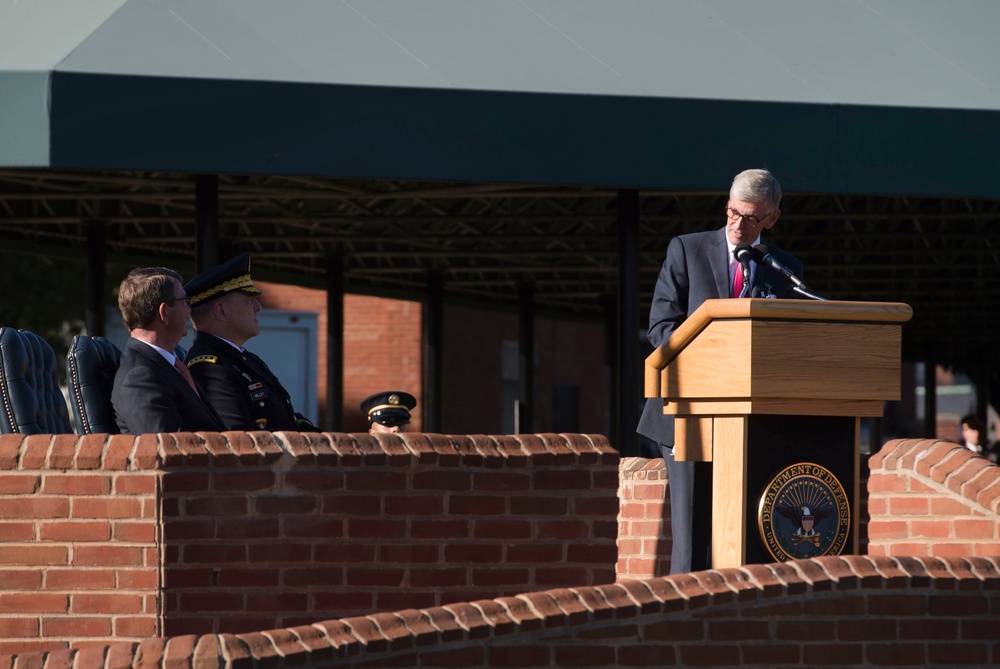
[164,295,191,307]
[726,206,772,226]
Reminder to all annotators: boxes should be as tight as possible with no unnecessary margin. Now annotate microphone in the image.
[752,244,827,301]
[751,244,804,288]
[733,244,752,298]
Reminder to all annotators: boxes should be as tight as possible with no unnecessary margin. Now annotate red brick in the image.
[0,434,25,470]
[954,518,995,539]
[115,475,157,495]
[0,618,38,637]
[216,567,281,588]
[41,618,111,638]
[117,569,158,590]
[890,496,930,515]
[510,496,568,517]
[0,497,69,519]
[472,520,530,540]
[0,545,67,566]
[45,569,116,590]
[182,544,247,564]
[47,434,80,470]
[0,474,39,494]
[411,470,472,491]
[213,471,276,492]
[39,522,111,542]
[40,475,110,496]
[347,518,404,539]
[71,593,143,614]
[72,546,144,567]
[217,518,281,540]
[19,435,51,469]
[343,471,406,492]
[113,522,156,543]
[0,522,34,541]
[71,498,141,519]
[114,616,156,639]
[0,569,41,589]
[0,594,67,614]
[383,495,444,516]
[183,497,249,516]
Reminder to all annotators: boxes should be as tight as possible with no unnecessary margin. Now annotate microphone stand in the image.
[792,285,827,301]
[739,264,751,298]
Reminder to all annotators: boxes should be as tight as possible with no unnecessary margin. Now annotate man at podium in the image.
[636,168,803,573]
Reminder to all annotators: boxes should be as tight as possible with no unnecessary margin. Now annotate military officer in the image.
[360,391,416,434]
[183,253,319,432]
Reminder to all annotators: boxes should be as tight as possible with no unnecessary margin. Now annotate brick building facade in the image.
[256,282,608,435]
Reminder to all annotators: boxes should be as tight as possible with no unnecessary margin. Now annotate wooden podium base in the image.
[676,413,859,568]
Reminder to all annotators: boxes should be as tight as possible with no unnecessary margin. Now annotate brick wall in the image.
[0,434,160,656]
[868,438,1000,557]
[0,431,619,654]
[7,555,999,669]
[4,434,1000,666]
[616,457,670,579]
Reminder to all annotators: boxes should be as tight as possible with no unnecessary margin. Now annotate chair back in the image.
[0,327,73,434]
[66,335,123,435]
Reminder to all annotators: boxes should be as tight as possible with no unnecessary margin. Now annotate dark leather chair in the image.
[66,335,123,435]
[0,327,73,434]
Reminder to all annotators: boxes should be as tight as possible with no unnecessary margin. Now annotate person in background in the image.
[361,391,416,434]
[111,267,226,434]
[960,414,985,455]
[184,253,319,432]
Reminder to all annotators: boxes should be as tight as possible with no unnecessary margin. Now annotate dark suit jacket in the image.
[636,227,802,445]
[185,332,318,432]
[111,338,226,434]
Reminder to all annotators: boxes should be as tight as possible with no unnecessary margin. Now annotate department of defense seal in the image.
[757,462,850,562]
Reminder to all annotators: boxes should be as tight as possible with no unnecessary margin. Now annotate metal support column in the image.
[517,281,535,434]
[617,189,640,456]
[195,174,219,273]
[923,359,937,438]
[85,221,107,336]
[603,295,618,443]
[325,254,344,431]
[422,271,443,432]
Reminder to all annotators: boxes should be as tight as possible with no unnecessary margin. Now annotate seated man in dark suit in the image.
[183,253,319,432]
[111,267,226,434]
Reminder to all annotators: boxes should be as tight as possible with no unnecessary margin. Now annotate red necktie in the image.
[174,357,200,397]
[732,262,745,298]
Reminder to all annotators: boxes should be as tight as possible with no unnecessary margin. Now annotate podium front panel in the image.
[742,414,857,565]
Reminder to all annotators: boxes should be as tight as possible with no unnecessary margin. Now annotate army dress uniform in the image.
[186,331,318,432]
[182,252,318,433]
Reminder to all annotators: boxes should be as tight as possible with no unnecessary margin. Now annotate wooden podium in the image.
[644,299,913,568]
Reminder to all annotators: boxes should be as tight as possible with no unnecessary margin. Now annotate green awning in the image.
[3,0,1000,196]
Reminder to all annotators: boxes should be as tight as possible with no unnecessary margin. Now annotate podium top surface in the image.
[645,299,912,372]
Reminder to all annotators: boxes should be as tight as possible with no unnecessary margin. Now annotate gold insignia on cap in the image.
[191,273,258,305]
[389,394,400,405]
